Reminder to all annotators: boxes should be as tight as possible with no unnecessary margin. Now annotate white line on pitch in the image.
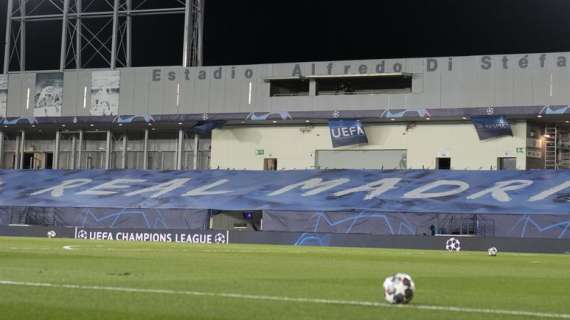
[0,280,568,319]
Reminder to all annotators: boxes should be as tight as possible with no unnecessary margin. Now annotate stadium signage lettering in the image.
[75,229,229,244]
[151,67,255,81]
[290,54,569,76]
[28,177,570,203]
[150,53,570,81]
[330,125,365,138]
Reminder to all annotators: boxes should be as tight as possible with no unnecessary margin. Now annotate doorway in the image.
[22,152,54,169]
[436,157,451,170]
[264,158,278,170]
[497,157,516,170]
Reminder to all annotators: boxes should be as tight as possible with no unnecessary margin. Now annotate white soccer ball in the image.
[383,273,415,304]
[47,230,57,238]
[488,247,498,256]
[445,237,461,252]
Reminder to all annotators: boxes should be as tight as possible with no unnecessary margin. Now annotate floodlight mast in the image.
[3,0,205,74]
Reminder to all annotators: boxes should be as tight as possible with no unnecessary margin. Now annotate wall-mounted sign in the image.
[328,119,368,148]
[91,70,120,116]
[35,72,63,117]
[471,115,513,140]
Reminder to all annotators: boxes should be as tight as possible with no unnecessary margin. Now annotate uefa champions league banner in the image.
[0,75,7,117]
[328,119,368,147]
[34,72,63,117]
[91,71,120,116]
[73,228,229,244]
[471,115,513,140]
[1,170,570,215]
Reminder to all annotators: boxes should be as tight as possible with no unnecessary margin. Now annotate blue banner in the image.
[471,115,513,140]
[328,119,368,147]
[191,120,225,135]
[0,169,570,215]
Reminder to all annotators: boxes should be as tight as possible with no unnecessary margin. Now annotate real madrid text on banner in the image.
[328,119,368,148]
[471,115,513,140]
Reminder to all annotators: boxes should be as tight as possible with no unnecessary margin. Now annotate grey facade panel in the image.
[118,69,135,115]
[62,71,78,116]
[76,70,93,117]
[4,51,570,119]
[130,69,151,115]
[7,73,34,117]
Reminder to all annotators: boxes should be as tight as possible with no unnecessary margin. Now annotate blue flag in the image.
[328,119,368,147]
[471,115,513,140]
[191,120,225,135]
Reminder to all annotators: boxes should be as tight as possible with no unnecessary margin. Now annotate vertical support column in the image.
[75,0,82,68]
[105,130,111,169]
[70,134,76,169]
[182,0,193,67]
[309,79,316,96]
[60,0,70,71]
[143,128,149,170]
[121,134,127,169]
[0,131,4,168]
[110,0,120,69]
[19,130,25,169]
[193,134,199,170]
[77,129,83,169]
[14,134,20,169]
[197,0,205,66]
[3,0,13,74]
[126,0,132,67]
[54,131,60,169]
[19,0,26,71]
[176,129,183,170]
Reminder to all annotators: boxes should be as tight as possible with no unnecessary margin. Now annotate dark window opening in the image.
[269,79,310,97]
[315,75,412,95]
[436,157,451,170]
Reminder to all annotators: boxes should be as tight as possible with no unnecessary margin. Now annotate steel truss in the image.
[3,0,204,73]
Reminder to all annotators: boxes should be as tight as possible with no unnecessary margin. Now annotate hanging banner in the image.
[0,75,7,117]
[471,115,513,140]
[91,70,120,116]
[35,72,63,116]
[328,119,368,147]
[191,120,225,135]
[0,169,568,215]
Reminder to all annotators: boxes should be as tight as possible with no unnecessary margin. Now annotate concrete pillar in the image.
[143,128,149,170]
[121,134,127,169]
[77,130,83,169]
[54,131,60,169]
[105,130,111,169]
[176,129,183,170]
[19,130,25,169]
[193,134,199,170]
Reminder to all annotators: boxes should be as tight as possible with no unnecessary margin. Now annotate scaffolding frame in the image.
[3,0,204,73]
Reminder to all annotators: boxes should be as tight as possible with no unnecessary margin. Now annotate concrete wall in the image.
[211,121,527,170]
[4,51,570,117]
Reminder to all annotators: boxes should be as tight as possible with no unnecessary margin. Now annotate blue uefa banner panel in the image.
[328,119,368,147]
[471,115,513,140]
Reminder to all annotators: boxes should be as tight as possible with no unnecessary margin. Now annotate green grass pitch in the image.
[0,236,569,320]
